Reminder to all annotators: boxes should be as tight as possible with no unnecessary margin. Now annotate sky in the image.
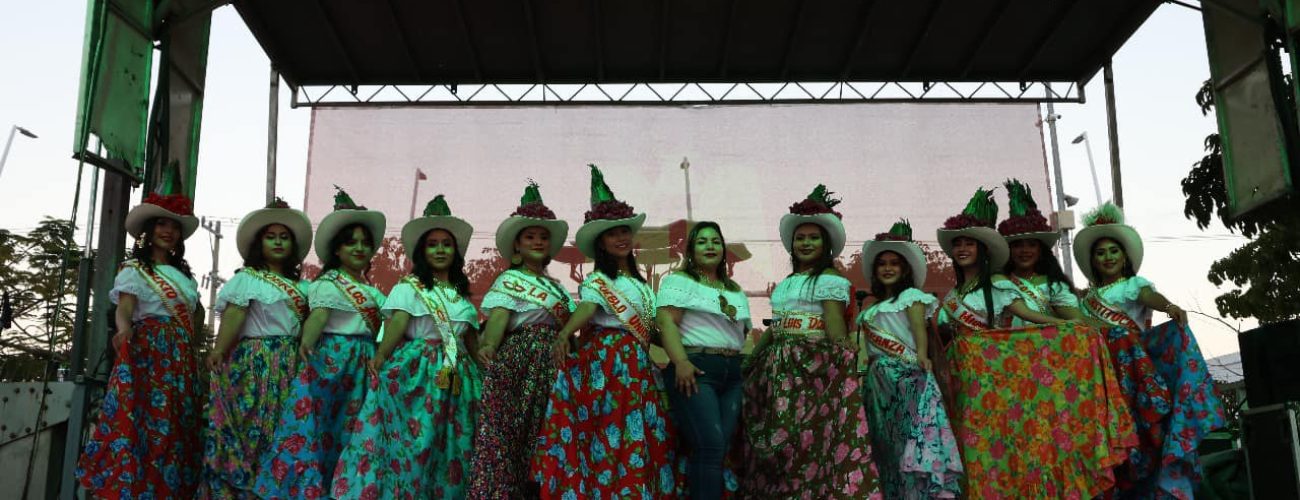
[0,2,1257,359]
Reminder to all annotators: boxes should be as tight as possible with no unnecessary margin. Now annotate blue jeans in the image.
[663,353,744,500]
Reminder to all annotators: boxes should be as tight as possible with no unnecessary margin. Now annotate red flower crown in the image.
[941,214,993,230]
[789,199,843,219]
[997,208,1052,236]
[584,200,636,223]
[513,202,557,220]
[872,232,910,241]
[142,193,194,216]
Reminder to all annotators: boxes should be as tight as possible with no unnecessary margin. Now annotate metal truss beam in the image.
[291,80,1084,107]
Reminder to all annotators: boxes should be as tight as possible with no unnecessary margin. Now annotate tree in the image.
[1182,80,1300,324]
[0,218,82,362]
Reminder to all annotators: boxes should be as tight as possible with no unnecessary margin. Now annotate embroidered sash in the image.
[583,274,654,345]
[859,307,918,363]
[1008,276,1052,314]
[327,270,382,335]
[941,291,991,333]
[1083,290,1145,332]
[244,269,309,321]
[771,310,828,337]
[491,270,573,326]
[402,276,465,394]
[125,261,195,333]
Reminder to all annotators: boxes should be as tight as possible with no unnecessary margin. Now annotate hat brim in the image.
[1073,224,1143,282]
[575,213,646,259]
[937,226,1010,270]
[237,208,314,261]
[314,210,387,263]
[125,204,199,240]
[496,216,569,261]
[779,213,846,259]
[861,241,928,289]
[1004,231,1061,248]
[402,216,475,262]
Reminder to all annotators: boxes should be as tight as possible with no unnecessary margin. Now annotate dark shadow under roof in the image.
[234,0,1164,89]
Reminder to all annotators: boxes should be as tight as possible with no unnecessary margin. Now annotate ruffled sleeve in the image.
[656,273,714,312]
[1117,276,1155,303]
[809,275,851,304]
[109,266,149,305]
[991,277,1020,295]
[307,275,357,312]
[1048,282,1081,308]
[480,272,542,314]
[872,288,938,316]
[380,281,427,317]
[579,274,605,307]
[447,298,480,329]
[216,271,288,313]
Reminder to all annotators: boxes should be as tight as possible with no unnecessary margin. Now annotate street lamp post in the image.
[0,125,39,180]
[1071,132,1105,205]
[680,157,693,221]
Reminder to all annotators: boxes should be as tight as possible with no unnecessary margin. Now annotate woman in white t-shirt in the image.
[656,221,750,499]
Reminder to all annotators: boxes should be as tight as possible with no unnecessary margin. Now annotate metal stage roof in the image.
[233,0,1165,105]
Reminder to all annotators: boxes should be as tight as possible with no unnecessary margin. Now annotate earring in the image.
[169,248,177,256]
[134,237,144,249]
[510,253,523,266]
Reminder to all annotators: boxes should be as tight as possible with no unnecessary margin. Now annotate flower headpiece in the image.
[584,164,637,222]
[997,179,1052,235]
[141,192,194,216]
[942,187,998,230]
[789,184,843,219]
[512,180,558,219]
[873,219,914,242]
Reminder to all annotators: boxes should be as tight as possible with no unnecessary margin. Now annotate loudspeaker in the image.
[1242,402,1300,499]
[1239,319,1300,407]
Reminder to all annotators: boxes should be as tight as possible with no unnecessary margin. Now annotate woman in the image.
[994,179,1084,327]
[656,221,750,499]
[469,182,573,499]
[203,199,312,498]
[77,192,204,498]
[255,187,386,499]
[743,185,879,499]
[332,195,482,499]
[1074,202,1224,498]
[532,165,680,498]
[856,220,962,499]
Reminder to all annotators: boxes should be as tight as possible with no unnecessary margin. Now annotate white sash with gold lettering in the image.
[583,273,654,345]
[402,276,460,366]
[491,270,572,326]
[125,260,195,333]
[859,306,917,363]
[771,310,828,337]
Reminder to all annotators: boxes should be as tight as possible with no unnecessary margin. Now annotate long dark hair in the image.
[131,217,194,278]
[593,226,645,283]
[789,223,836,295]
[1088,237,1136,285]
[870,250,917,304]
[242,224,303,281]
[951,238,995,321]
[682,221,740,292]
[319,223,375,280]
[1003,239,1075,290]
[411,229,471,298]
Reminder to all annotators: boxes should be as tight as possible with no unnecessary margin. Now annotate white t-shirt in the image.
[578,272,656,331]
[993,276,1080,328]
[1087,276,1156,329]
[382,280,479,340]
[308,270,386,337]
[856,288,938,355]
[480,269,575,331]
[656,272,751,351]
[110,263,200,323]
[215,270,308,338]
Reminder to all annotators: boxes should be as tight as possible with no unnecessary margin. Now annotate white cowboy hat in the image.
[779,213,847,259]
[402,194,472,261]
[314,210,386,263]
[125,195,199,240]
[575,213,646,260]
[1072,202,1143,280]
[861,240,928,288]
[236,206,313,261]
[496,216,569,261]
[937,226,1010,271]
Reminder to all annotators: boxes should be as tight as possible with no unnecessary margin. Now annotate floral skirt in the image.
[204,336,299,498]
[253,334,373,499]
[947,322,1136,499]
[331,337,482,499]
[1112,321,1226,499]
[77,316,202,499]
[863,354,963,499]
[469,323,559,499]
[742,334,880,499]
[531,327,681,499]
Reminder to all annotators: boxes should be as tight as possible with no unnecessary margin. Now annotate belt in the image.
[684,346,743,357]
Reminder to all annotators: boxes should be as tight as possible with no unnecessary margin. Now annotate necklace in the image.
[428,277,461,303]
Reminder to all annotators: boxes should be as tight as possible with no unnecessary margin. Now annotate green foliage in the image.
[0,217,82,359]
[1182,80,1300,323]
